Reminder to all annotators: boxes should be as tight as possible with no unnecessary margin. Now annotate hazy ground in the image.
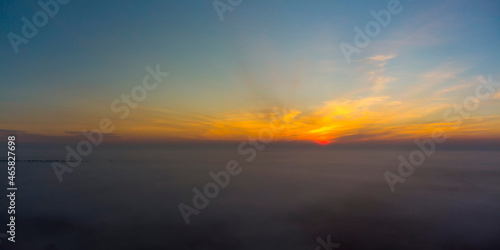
[1,145,500,249]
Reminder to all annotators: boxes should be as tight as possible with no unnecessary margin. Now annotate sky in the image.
[1,0,500,145]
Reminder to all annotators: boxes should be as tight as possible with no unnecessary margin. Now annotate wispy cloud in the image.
[436,83,474,95]
[371,76,398,92]
[364,54,398,92]
[366,54,397,67]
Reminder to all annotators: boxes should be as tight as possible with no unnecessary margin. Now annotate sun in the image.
[314,137,333,146]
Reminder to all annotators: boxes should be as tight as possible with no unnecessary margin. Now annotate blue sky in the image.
[1,0,500,142]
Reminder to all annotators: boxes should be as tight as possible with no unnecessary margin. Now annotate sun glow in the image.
[314,137,333,146]
[88,87,500,144]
